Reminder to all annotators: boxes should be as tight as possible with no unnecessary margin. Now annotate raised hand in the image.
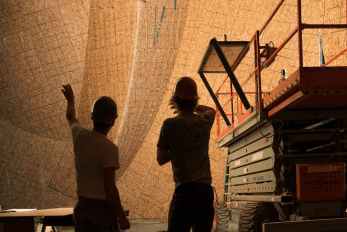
[61,84,74,103]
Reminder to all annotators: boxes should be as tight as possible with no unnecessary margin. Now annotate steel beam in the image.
[210,38,251,110]
[198,72,231,126]
[303,24,347,29]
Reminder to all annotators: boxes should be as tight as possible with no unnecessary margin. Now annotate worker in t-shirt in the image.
[61,84,130,232]
[156,77,216,232]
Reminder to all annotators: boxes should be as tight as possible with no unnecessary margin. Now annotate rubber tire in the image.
[212,201,229,232]
[239,202,278,232]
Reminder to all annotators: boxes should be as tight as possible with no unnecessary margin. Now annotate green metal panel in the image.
[229,158,275,177]
[228,122,274,154]
[229,136,274,161]
[229,146,275,168]
[228,170,276,185]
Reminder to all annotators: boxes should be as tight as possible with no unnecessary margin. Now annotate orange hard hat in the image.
[91,96,118,124]
[173,77,199,100]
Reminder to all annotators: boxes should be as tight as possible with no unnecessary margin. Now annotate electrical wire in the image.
[212,186,219,203]
[255,110,274,139]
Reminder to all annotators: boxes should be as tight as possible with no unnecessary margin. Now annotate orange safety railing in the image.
[215,0,347,141]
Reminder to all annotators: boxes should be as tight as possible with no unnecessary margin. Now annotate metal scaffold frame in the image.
[214,0,347,143]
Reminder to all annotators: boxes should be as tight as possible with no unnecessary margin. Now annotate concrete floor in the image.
[38,219,169,232]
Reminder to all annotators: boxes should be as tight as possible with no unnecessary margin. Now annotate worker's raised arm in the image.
[61,84,79,126]
[194,105,216,116]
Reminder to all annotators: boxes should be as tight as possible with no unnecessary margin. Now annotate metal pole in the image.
[237,95,239,117]
[322,47,347,67]
[230,81,234,124]
[254,36,258,110]
[210,38,251,110]
[303,24,347,29]
[259,0,286,34]
[198,72,231,126]
[231,0,285,71]
[216,93,220,136]
[256,30,263,111]
[297,0,303,67]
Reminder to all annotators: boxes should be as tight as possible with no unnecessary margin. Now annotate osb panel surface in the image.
[0,119,76,209]
[1,0,347,219]
[0,0,90,141]
[78,0,138,141]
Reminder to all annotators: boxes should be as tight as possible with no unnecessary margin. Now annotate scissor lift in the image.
[198,1,347,231]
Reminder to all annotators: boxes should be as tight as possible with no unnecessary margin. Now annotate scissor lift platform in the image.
[216,66,347,148]
[199,1,347,231]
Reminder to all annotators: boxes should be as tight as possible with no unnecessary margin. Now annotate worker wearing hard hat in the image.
[61,84,130,232]
[156,77,216,232]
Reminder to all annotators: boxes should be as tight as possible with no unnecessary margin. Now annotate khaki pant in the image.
[74,195,120,232]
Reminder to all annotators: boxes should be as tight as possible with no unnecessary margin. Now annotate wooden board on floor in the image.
[0,208,73,218]
[263,218,347,232]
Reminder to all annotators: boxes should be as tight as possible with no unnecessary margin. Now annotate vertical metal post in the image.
[216,93,220,136]
[297,0,303,67]
[237,95,239,117]
[254,34,259,110]
[223,148,230,202]
[256,30,263,111]
[230,81,234,124]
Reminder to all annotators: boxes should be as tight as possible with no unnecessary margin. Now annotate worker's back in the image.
[158,112,214,187]
[71,122,120,200]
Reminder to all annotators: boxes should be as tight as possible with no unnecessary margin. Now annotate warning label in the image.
[252,151,263,162]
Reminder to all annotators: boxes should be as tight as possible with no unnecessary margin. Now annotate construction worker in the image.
[61,84,130,232]
[156,77,216,232]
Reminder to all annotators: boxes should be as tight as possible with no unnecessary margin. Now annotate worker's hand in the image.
[61,84,74,103]
[169,96,178,114]
[118,215,130,230]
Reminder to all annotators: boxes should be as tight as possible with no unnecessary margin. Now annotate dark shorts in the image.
[168,182,214,232]
[73,195,120,232]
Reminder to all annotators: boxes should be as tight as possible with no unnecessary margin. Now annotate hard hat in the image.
[91,96,118,124]
[173,77,199,100]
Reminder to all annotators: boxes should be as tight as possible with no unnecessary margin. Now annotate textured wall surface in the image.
[1,0,346,219]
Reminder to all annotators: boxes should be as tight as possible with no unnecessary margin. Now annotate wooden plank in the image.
[0,208,73,217]
[263,218,347,232]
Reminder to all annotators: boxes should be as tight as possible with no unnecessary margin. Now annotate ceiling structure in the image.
[0,0,346,218]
